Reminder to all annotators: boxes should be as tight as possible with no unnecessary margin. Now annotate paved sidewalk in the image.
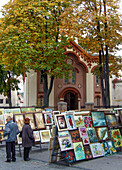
[0,143,122,170]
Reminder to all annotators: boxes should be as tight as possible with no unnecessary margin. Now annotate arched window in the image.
[96,96,100,106]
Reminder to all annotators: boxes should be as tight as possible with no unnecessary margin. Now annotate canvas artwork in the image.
[90,143,104,158]
[55,114,68,131]
[58,131,69,137]
[101,142,111,156]
[40,130,51,143]
[84,145,93,159]
[105,114,117,126]
[0,109,4,115]
[35,108,42,112]
[44,113,53,125]
[21,107,35,113]
[58,136,73,151]
[96,127,109,141]
[91,111,106,127]
[66,114,76,130]
[70,130,81,143]
[33,131,40,142]
[4,109,11,114]
[62,150,76,163]
[110,129,122,148]
[53,111,60,116]
[4,114,13,124]
[87,127,98,143]
[82,136,90,145]
[45,108,53,112]
[73,142,86,161]
[0,131,4,141]
[107,141,117,154]
[35,113,45,129]
[0,115,4,126]
[14,114,24,131]
[17,134,22,144]
[11,108,21,115]
[79,127,88,137]
[83,116,93,128]
[25,113,35,129]
[74,113,85,127]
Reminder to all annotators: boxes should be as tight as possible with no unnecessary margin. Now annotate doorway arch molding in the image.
[59,87,81,99]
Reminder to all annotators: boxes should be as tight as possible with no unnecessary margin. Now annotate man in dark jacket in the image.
[22,117,35,161]
[3,116,19,162]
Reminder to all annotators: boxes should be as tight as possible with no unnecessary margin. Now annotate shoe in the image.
[5,160,11,163]
[12,160,16,162]
[24,158,30,161]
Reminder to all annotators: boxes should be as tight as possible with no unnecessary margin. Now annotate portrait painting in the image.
[83,116,93,128]
[87,127,98,143]
[11,108,21,115]
[44,113,53,125]
[62,150,76,163]
[0,109,4,115]
[34,113,45,129]
[25,113,35,129]
[21,107,35,113]
[84,145,93,159]
[107,141,117,154]
[66,114,76,130]
[0,131,4,141]
[0,115,4,126]
[110,129,122,148]
[55,114,68,131]
[105,114,117,126]
[40,130,51,143]
[33,131,40,142]
[70,130,81,143]
[91,111,106,127]
[74,113,85,127]
[14,114,24,131]
[90,143,104,158]
[58,131,69,137]
[96,127,109,141]
[58,136,73,151]
[4,114,13,124]
[73,142,86,161]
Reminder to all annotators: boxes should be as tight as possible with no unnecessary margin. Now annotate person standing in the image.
[22,117,35,161]
[3,116,19,162]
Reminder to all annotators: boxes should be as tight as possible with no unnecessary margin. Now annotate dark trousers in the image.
[24,147,31,161]
[6,141,16,161]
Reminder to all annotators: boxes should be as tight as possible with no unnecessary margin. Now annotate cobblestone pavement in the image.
[0,143,122,170]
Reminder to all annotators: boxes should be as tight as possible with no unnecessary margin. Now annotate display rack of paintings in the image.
[20,107,35,113]
[34,112,45,129]
[44,113,53,126]
[24,113,36,129]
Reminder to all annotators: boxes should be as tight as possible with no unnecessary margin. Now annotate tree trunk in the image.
[7,87,12,107]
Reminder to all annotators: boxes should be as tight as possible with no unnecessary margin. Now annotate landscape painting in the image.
[105,114,117,126]
[70,130,81,143]
[91,111,106,127]
[14,114,24,131]
[35,113,45,129]
[96,127,109,141]
[40,130,51,143]
[25,113,35,129]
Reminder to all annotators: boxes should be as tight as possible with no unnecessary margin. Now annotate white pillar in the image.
[86,73,94,103]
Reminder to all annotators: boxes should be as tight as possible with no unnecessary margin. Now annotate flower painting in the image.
[91,111,106,127]
[58,136,73,151]
[101,142,111,156]
[110,129,122,148]
[107,141,117,154]
[90,143,104,158]
[62,150,76,163]
[70,130,81,143]
[84,145,93,159]
[83,116,93,128]
[73,142,85,161]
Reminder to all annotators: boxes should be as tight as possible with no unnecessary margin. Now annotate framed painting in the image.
[66,114,76,130]
[96,127,109,141]
[33,131,40,142]
[14,114,24,131]
[11,108,21,115]
[107,140,117,154]
[79,127,88,138]
[62,150,76,163]
[69,130,81,143]
[66,111,75,115]
[45,108,53,112]
[73,142,86,161]
[58,136,73,151]
[55,114,68,131]
[40,130,51,143]
[0,131,4,141]
[82,136,90,145]
[83,115,93,128]
[91,111,106,127]
[44,113,53,125]
[53,111,60,116]
[101,141,111,156]
[24,113,35,129]
[90,143,104,158]
[84,145,93,159]
[21,107,35,113]
[87,127,98,143]
[34,112,45,129]
[0,115,5,126]
[17,134,22,144]
[4,109,11,114]
[74,113,85,127]
[35,108,42,112]
[105,113,117,127]
[110,129,122,148]
[0,109,4,115]
[58,130,69,137]
[4,113,13,124]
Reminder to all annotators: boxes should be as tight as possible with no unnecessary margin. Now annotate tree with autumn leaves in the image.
[0,0,121,107]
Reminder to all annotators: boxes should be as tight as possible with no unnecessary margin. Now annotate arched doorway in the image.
[64,92,78,110]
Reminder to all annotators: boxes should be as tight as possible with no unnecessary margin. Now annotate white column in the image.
[48,76,54,107]
[86,73,94,103]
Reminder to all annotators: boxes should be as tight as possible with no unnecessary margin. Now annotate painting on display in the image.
[90,143,104,158]
[58,136,74,151]
[101,141,111,156]
[0,115,4,126]
[83,116,93,128]
[21,107,35,113]
[40,130,51,143]
[73,142,86,161]
[33,131,40,142]
[62,150,76,163]
[107,141,117,154]
[34,113,45,129]
[91,111,106,127]
[58,131,69,137]
[11,108,21,115]
[0,131,4,141]
[0,109,4,115]
[55,114,68,131]
[35,108,42,112]
[25,113,35,129]
[84,145,93,159]
[66,114,76,130]
[4,109,11,114]
[70,130,81,143]
[110,129,122,148]
[79,127,90,145]
[96,127,109,141]
[87,127,98,143]
[74,113,85,127]
[17,134,22,144]
[82,136,90,145]
[105,114,117,127]
[44,113,53,125]
[14,114,24,131]
[4,114,13,124]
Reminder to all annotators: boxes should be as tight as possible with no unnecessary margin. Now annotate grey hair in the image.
[7,116,12,120]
